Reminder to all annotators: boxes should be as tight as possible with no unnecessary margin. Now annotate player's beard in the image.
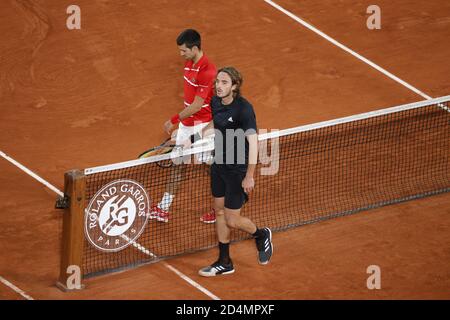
[218,87,234,103]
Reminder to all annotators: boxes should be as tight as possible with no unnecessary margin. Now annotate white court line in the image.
[0,276,34,300]
[0,150,64,198]
[264,0,434,100]
[120,234,158,259]
[119,235,219,300]
[0,150,219,299]
[164,263,221,300]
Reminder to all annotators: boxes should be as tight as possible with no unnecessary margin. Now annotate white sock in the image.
[158,192,174,211]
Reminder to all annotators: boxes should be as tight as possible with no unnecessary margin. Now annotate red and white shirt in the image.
[182,54,216,126]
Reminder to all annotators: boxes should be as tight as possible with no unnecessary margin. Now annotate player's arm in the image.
[241,101,258,193]
[246,133,258,174]
[165,67,215,134]
[242,133,258,193]
[164,96,205,134]
[179,95,205,119]
[182,68,215,120]
[201,119,215,138]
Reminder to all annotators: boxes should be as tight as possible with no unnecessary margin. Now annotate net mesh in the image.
[81,98,450,277]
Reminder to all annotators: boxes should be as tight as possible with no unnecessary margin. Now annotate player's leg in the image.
[149,122,192,222]
[190,121,217,224]
[215,198,229,245]
[223,169,273,266]
[214,197,233,266]
[199,165,235,277]
[191,121,214,165]
[224,207,273,266]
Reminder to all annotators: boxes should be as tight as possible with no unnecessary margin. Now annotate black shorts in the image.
[211,164,249,210]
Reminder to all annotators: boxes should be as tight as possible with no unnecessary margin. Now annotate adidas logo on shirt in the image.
[228,117,234,122]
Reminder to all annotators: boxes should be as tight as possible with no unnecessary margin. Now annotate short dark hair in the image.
[176,29,201,50]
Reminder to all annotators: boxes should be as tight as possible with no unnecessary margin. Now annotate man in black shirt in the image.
[198,67,273,277]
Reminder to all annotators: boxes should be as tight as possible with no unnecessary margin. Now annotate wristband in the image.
[170,114,180,125]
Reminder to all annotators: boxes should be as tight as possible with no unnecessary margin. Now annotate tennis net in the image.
[61,96,450,280]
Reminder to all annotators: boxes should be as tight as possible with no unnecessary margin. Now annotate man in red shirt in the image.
[149,29,217,224]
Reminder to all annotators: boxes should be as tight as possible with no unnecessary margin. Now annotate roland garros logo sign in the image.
[85,180,150,252]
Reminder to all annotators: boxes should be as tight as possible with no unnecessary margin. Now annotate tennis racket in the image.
[138,133,204,159]
[138,134,214,168]
[138,138,177,168]
[138,138,176,158]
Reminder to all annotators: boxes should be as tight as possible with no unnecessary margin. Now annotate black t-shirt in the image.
[211,95,257,170]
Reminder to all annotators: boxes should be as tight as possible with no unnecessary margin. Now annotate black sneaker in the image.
[255,227,273,265]
[198,260,235,277]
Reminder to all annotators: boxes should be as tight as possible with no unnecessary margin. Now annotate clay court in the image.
[1,0,449,300]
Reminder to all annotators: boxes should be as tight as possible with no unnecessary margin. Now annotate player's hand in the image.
[164,120,175,135]
[242,175,255,193]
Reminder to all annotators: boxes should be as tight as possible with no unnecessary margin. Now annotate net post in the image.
[56,170,86,291]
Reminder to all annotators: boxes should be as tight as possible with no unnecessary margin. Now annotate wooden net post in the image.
[56,170,86,291]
